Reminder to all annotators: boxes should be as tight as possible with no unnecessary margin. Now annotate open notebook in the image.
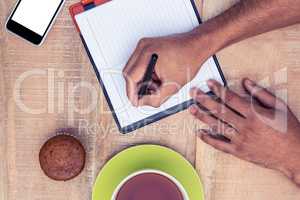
[74,0,226,133]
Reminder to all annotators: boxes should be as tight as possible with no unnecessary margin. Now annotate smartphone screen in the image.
[6,0,64,45]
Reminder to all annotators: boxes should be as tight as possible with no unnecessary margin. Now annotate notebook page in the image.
[75,0,223,128]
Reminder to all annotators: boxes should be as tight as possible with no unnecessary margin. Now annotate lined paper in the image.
[75,0,224,128]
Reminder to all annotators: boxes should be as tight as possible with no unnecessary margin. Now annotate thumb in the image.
[243,78,285,109]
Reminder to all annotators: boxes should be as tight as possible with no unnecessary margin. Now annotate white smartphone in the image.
[6,0,65,46]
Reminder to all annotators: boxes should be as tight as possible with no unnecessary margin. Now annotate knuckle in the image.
[224,127,235,138]
[197,94,207,104]
[213,104,223,116]
[219,104,226,114]
[197,112,206,120]
[123,68,130,77]
[145,45,157,53]
[142,48,153,57]
[212,83,223,95]
[129,65,141,81]
[224,91,235,103]
[211,124,219,132]
[138,38,150,46]
[122,70,127,77]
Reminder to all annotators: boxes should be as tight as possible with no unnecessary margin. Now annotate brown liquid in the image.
[116,173,184,200]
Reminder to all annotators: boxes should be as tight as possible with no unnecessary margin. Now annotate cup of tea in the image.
[111,169,189,200]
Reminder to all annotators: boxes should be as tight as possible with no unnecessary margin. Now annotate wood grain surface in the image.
[196,0,300,200]
[1,0,300,200]
[0,0,202,200]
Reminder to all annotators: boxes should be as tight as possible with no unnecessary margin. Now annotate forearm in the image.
[191,0,300,54]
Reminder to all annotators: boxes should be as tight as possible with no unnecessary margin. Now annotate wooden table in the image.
[1,0,300,199]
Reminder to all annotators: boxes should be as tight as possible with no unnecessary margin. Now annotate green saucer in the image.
[92,145,204,200]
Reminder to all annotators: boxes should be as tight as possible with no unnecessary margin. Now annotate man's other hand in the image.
[190,78,300,186]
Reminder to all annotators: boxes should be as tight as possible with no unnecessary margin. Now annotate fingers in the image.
[137,83,179,107]
[124,53,151,106]
[190,105,238,141]
[124,75,139,106]
[125,51,152,84]
[123,40,154,106]
[199,129,235,154]
[207,79,249,116]
[190,88,245,128]
[243,78,286,110]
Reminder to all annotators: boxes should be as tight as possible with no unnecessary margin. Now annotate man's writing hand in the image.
[123,32,214,108]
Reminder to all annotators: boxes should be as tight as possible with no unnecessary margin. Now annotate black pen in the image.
[138,54,158,99]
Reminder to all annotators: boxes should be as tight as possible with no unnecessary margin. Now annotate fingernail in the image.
[189,105,198,115]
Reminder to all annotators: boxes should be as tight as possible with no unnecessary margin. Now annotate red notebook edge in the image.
[69,0,109,32]
[69,3,85,32]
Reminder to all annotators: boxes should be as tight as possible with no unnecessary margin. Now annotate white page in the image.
[75,0,224,128]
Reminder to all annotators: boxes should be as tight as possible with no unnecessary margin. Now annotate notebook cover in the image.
[69,0,227,134]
